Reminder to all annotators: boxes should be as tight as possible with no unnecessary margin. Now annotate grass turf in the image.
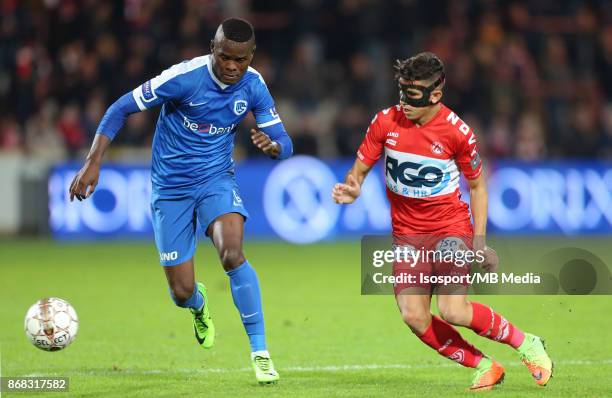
[0,238,611,397]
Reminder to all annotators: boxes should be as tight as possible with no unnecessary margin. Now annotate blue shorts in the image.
[151,174,249,266]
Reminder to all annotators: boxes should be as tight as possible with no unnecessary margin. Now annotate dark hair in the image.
[394,52,445,86]
[221,18,255,43]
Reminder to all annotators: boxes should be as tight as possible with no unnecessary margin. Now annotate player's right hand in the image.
[332,174,361,204]
[69,161,100,202]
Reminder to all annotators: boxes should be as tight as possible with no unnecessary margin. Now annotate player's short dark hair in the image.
[221,18,255,43]
[395,52,445,86]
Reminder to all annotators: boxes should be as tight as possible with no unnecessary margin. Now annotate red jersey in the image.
[357,103,482,237]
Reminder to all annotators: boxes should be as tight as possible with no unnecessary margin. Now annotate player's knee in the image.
[438,302,469,325]
[169,282,195,306]
[401,309,430,333]
[219,247,246,271]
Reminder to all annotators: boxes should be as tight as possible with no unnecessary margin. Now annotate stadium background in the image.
[1,1,611,397]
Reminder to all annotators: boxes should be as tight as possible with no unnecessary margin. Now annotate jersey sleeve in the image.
[96,92,141,140]
[356,112,386,166]
[455,127,483,180]
[131,61,196,111]
[250,76,282,128]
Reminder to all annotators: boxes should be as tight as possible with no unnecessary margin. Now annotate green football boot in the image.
[190,282,215,349]
[469,356,505,391]
[251,351,280,384]
[518,333,553,386]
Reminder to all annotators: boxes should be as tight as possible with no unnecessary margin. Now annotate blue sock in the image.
[226,261,266,352]
[170,284,204,311]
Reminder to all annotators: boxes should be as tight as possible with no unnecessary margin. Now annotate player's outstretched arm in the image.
[69,133,111,202]
[467,173,499,271]
[332,158,372,204]
[69,92,141,202]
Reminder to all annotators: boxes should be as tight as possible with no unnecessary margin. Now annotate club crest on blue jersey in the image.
[233,100,248,115]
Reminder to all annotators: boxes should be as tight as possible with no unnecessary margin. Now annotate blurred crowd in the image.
[1,0,611,161]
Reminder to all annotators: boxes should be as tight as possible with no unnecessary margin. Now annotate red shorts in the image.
[392,234,474,295]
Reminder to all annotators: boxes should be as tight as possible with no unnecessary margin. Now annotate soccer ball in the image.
[24,298,79,351]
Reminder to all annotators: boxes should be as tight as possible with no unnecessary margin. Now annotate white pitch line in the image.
[22,359,612,377]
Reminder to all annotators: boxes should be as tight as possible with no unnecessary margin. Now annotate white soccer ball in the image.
[24,298,79,351]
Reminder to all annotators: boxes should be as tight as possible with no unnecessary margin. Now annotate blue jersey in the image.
[127,55,283,190]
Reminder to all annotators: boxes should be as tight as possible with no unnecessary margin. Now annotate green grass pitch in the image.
[1,238,611,397]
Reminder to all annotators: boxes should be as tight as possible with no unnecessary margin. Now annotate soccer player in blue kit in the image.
[68,18,291,384]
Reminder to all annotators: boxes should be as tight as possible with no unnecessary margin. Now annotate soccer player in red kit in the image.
[332,52,553,391]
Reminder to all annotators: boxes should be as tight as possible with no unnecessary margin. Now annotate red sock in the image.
[418,315,484,368]
[469,302,525,349]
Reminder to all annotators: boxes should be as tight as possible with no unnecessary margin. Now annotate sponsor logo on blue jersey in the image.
[182,116,235,135]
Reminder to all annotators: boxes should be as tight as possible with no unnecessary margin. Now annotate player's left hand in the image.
[473,240,499,272]
[250,129,280,158]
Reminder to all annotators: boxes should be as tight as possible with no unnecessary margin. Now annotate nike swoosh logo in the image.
[194,325,205,344]
[189,101,207,107]
[241,312,259,319]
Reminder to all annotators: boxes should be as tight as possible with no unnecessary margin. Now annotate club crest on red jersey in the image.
[431,141,444,154]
